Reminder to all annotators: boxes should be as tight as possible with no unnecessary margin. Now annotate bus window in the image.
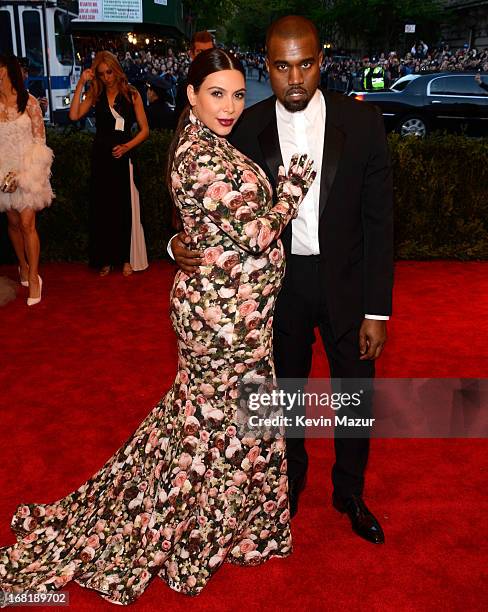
[22,10,44,77]
[55,10,74,66]
[0,11,14,55]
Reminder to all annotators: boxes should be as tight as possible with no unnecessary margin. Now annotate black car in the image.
[350,72,488,137]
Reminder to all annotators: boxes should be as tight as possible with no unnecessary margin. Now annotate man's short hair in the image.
[265,16,321,54]
[191,31,214,50]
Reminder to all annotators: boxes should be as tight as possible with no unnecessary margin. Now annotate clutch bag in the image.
[1,171,18,194]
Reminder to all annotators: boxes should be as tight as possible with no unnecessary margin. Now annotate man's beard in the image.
[283,98,310,112]
[283,88,311,112]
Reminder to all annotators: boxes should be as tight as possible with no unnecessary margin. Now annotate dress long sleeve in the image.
[16,95,54,206]
[172,122,299,255]
[26,94,47,144]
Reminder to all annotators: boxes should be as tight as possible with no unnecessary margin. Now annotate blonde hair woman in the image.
[70,51,149,276]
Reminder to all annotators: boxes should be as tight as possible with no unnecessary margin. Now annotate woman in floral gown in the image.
[0,49,315,604]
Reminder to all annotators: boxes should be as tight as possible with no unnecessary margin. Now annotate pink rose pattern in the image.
[0,115,298,604]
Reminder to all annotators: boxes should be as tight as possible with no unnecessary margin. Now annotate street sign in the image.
[405,24,416,33]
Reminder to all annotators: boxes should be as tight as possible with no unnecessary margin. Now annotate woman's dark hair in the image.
[0,54,29,114]
[166,48,245,184]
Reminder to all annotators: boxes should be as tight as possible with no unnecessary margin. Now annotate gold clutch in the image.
[1,171,18,193]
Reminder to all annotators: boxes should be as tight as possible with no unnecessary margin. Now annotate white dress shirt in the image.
[276,89,324,256]
[275,90,388,321]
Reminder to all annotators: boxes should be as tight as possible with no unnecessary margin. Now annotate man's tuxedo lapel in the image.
[319,91,345,217]
[258,114,283,190]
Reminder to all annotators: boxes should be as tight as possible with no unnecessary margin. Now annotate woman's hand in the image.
[276,153,316,213]
[81,68,94,85]
[70,71,94,121]
[112,144,130,158]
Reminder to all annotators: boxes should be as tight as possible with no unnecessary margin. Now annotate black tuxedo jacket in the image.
[229,89,394,339]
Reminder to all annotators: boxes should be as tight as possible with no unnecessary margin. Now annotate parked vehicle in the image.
[0,0,80,123]
[349,72,488,137]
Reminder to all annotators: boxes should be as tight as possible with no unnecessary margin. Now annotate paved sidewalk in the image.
[245,77,272,107]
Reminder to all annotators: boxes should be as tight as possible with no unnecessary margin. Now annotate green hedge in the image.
[1,130,487,262]
[390,133,488,260]
[37,128,174,262]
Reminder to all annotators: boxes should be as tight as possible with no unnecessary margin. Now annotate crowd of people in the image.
[321,43,488,92]
[74,37,488,116]
[75,40,488,116]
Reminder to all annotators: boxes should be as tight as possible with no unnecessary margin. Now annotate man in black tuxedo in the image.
[171,16,393,544]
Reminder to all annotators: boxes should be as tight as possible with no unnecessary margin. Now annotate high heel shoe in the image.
[99,266,111,277]
[27,276,42,306]
[18,266,29,287]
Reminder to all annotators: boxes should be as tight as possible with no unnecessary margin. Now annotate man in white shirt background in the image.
[171,15,393,545]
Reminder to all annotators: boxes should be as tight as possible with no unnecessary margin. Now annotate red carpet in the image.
[0,261,487,611]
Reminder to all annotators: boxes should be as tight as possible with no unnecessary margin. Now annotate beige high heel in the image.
[99,266,111,277]
[27,276,42,306]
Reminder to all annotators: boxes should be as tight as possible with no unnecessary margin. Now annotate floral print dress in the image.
[0,113,306,604]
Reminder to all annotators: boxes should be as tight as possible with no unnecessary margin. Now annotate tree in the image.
[224,0,327,49]
[329,0,447,54]
[183,0,236,35]
[185,0,448,55]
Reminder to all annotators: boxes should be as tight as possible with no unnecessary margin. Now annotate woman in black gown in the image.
[70,51,149,276]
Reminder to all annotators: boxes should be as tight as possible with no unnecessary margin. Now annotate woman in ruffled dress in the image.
[0,49,316,602]
[0,55,53,306]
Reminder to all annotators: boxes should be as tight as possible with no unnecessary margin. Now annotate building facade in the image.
[441,0,488,48]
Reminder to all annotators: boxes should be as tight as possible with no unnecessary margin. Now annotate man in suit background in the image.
[174,31,215,120]
[145,75,176,131]
[171,16,393,544]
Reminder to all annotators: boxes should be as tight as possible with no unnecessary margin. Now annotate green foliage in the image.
[135,131,174,259]
[222,0,447,52]
[224,0,323,49]
[390,133,488,260]
[37,128,174,262]
[39,129,92,261]
[183,0,237,32]
[330,0,446,52]
[25,130,488,263]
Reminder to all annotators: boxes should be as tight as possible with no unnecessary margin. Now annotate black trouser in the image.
[273,254,374,499]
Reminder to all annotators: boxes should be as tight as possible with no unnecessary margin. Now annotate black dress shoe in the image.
[332,494,385,544]
[289,475,306,518]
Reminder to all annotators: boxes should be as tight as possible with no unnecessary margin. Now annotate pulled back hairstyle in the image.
[0,54,29,114]
[89,51,136,104]
[166,48,245,184]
